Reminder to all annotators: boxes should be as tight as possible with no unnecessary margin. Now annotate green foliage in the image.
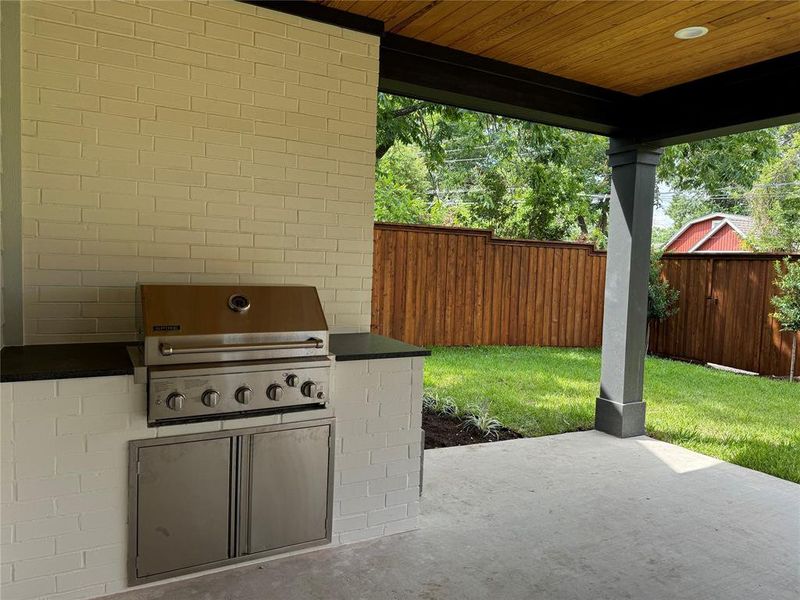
[425,391,506,437]
[660,129,791,231]
[516,162,581,241]
[651,226,677,250]
[375,93,610,243]
[659,130,780,229]
[747,130,800,252]
[462,401,504,439]
[376,93,788,244]
[648,253,680,323]
[422,390,461,417]
[659,130,780,197]
[374,144,432,224]
[422,392,438,412]
[376,94,460,164]
[771,258,800,333]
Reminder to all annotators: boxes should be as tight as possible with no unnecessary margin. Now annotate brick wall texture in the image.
[1,357,423,599]
[20,0,379,343]
[330,357,423,545]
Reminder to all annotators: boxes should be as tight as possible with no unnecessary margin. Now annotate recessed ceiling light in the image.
[674,26,709,40]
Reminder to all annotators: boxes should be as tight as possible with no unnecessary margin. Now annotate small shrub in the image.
[462,401,504,439]
[648,252,680,322]
[648,251,680,352]
[771,257,800,381]
[422,391,439,412]
[440,396,461,417]
[422,390,462,417]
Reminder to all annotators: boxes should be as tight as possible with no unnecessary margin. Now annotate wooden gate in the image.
[704,259,768,371]
[649,255,797,377]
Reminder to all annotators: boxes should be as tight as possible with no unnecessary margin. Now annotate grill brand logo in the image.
[228,294,251,313]
[153,324,181,332]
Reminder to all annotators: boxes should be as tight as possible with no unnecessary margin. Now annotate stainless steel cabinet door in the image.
[135,438,232,578]
[246,424,331,554]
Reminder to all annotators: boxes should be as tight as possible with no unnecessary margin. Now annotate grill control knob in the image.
[301,381,317,398]
[235,386,252,405]
[166,393,185,411]
[202,390,220,408]
[266,384,283,402]
[286,374,300,387]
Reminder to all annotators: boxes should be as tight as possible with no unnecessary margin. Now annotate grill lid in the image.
[138,285,329,366]
[140,284,328,337]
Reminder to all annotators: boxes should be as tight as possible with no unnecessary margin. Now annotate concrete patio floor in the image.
[111,430,800,600]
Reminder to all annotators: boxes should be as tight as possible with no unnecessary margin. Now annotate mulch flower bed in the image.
[423,409,522,449]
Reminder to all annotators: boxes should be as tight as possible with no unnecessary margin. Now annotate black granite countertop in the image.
[0,342,136,383]
[0,334,430,382]
[329,333,430,362]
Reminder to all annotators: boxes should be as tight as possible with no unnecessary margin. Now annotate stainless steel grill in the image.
[135,284,330,426]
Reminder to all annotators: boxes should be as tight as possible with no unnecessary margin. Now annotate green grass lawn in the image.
[423,346,800,483]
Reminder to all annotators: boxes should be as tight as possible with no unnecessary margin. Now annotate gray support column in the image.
[595,139,662,437]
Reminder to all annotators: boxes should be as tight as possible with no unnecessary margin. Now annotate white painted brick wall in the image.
[19,0,379,343]
[331,357,423,544]
[0,356,423,600]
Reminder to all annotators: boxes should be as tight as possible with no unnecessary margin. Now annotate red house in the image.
[664,213,754,253]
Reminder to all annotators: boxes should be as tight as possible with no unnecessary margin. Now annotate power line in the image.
[424,183,800,200]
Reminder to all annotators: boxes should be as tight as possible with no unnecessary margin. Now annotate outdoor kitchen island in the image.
[0,332,428,599]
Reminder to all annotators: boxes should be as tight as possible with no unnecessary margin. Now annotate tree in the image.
[771,258,800,382]
[660,129,779,193]
[747,129,800,253]
[647,252,680,352]
[664,192,738,227]
[376,94,460,163]
[651,226,677,250]
[375,93,612,243]
[374,144,433,224]
[659,130,779,195]
[375,93,786,245]
[660,129,780,228]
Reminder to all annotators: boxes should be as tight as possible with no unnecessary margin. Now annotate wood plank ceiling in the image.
[318,0,800,95]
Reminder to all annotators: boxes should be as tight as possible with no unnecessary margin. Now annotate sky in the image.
[653,184,675,229]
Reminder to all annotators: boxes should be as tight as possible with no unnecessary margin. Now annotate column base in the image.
[595,397,646,438]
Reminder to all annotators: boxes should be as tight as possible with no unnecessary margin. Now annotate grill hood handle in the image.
[159,338,323,356]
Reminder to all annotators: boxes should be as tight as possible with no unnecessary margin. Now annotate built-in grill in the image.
[136,284,330,426]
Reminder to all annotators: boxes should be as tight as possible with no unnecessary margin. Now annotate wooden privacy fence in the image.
[371,222,799,378]
[372,223,606,348]
[649,254,798,377]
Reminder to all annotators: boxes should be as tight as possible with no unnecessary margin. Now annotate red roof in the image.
[695,223,745,252]
[664,213,753,253]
